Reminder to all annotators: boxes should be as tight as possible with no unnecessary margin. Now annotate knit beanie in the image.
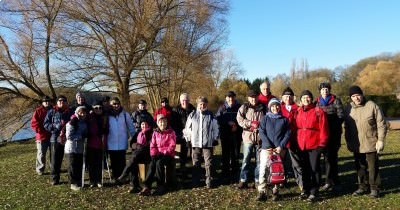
[281,87,294,96]
[268,98,280,109]
[300,90,313,101]
[75,106,87,115]
[348,85,363,97]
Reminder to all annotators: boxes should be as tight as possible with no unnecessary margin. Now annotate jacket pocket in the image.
[366,117,377,138]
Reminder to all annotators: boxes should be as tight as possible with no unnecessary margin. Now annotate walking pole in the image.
[82,138,87,188]
[105,152,112,182]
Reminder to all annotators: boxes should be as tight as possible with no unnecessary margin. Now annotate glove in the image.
[250,121,259,132]
[376,141,384,153]
[317,146,325,154]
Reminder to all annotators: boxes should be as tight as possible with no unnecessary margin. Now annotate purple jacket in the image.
[150,128,176,157]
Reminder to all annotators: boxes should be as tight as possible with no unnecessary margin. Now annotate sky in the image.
[228,0,400,81]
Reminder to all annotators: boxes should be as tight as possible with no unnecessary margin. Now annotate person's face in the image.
[102,100,110,107]
[157,118,167,131]
[197,102,207,111]
[248,96,257,106]
[42,101,50,108]
[270,104,280,114]
[320,88,330,98]
[111,100,121,110]
[57,98,68,108]
[77,110,87,119]
[351,94,363,105]
[93,105,103,115]
[138,103,146,110]
[226,96,234,106]
[77,95,85,104]
[301,95,312,106]
[141,121,149,130]
[180,98,189,109]
[161,101,167,107]
[281,95,293,105]
[260,83,270,96]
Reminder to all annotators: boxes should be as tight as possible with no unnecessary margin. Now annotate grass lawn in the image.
[0,130,399,209]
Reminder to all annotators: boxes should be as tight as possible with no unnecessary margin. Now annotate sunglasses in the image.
[58,99,67,102]
[112,103,120,105]
[93,106,103,110]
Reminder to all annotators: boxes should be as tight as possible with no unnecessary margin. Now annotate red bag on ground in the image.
[267,153,285,185]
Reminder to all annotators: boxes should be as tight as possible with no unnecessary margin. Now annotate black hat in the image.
[318,82,331,91]
[161,97,169,103]
[247,90,258,97]
[92,100,103,107]
[281,87,294,96]
[300,90,313,101]
[138,99,147,105]
[42,96,51,102]
[226,91,236,97]
[349,85,363,97]
[57,95,67,101]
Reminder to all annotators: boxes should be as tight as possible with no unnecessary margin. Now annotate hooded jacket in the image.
[259,112,291,149]
[44,106,73,143]
[107,108,135,150]
[281,102,299,149]
[184,109,219,148]
[150,128,176,157]
[31,105,52,141]
[236,102,266,144]
[344,99,387,153]
[65,114,88,154]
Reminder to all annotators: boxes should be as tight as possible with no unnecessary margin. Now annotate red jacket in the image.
[31,105,51,141]
[294,104,329,151]
[257,93,276,106]
[281,102,298,149]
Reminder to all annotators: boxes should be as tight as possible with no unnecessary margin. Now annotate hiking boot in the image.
[369,190,379,198]
[128,186,141,194]
[206,182,215,189]
[321,183,333,192]
[97,183,103,188]
[352,188,367,196]
[299,192,308,200]
[138,187,151,196]
[70,184,81,191]
[256,192,267,201]
[237,181,248,189]
[307,194,317,202]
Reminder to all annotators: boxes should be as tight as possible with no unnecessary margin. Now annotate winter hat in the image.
[300,90,313,101]
[76,91,84,99]
[138,99,147,105]
[57,95,67,102]
[318,82,331,91]
[281,87,294,96]
[161,97,169,104]
[348,85,363,97]
[268,98,280,109]
[42,96,51,102]
[247,90,258,97]
[75,106,87,115]
[226,91,236,97]
[156,114,166,122]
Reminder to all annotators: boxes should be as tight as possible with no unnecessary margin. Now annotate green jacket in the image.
[344,99,387,153]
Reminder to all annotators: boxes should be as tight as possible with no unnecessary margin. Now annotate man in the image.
[184,96,219,188]
[344,85,387,198]
[70,92,92,112]
[131,99,155,132]
[44,95,74,185]
[258,81,276,106]
[31,96,52,175]
[216,91,242,183]
[172,93,195,175]
[236,90,266,189]
[316,82,344,191]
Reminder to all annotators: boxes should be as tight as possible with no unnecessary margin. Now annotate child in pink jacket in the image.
[139,114,176,196]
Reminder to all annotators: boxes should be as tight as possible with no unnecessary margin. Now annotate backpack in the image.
[267,153,285,185]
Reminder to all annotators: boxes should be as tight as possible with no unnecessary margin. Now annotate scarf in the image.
[319,95,332,106]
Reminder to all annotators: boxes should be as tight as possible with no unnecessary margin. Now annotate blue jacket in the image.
[216,101,242,140]
[107,109,135,151]
[44,107,73,143]
[258,112,291,149]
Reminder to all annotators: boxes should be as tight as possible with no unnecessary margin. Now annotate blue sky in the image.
[228,0,400,81]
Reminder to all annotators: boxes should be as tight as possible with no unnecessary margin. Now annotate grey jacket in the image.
[183,110,219,148]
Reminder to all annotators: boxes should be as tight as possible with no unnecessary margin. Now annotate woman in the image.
[257,98,291,201]
[139,114,176,196]
[65,106,88,191]
[294,90,328,202]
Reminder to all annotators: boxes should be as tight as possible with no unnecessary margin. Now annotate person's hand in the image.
[376,141,384,153]
[229,121,237,132]
[274,146,282,154]
[317,146,325,153]
[250,121,259,131]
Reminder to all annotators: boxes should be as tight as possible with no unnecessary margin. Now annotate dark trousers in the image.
[67,153,83,186]
[120,145,150,187]
[323,145,340,185]
[192,147,214,186]
[51,142,65,182]
[289,148,304,189]
[354,152,381,191]
[87,147,103,184]
[221,136,240,176]
[108,150,126,179]
[299,149,321,196]
[144,155,174,188]
[178,139,190,171]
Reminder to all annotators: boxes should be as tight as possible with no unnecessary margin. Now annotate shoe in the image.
[237,181,248,189]
[352,188,367,196]
[307,194,317,202]
[272,194,279,202]
[128,186,141,193]
[70,184,81,191]
[256,192,267,201]
[37,171,43,176]
[253,181,259,189]
[152,186,166,196]
[138,187,151,196]
[206,182,215,189]
[299,192,308,200]
[97,183,103,188]
[321,183,333,192]
[369,190,379,198]
[272,187,279,195]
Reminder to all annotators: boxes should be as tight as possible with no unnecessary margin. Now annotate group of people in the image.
[30,81,387,202]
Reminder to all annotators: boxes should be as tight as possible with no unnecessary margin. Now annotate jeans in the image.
[239,142,260,183]
[36,140,51,174]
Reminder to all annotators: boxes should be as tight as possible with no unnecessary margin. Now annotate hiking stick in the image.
[82,138,87,188]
